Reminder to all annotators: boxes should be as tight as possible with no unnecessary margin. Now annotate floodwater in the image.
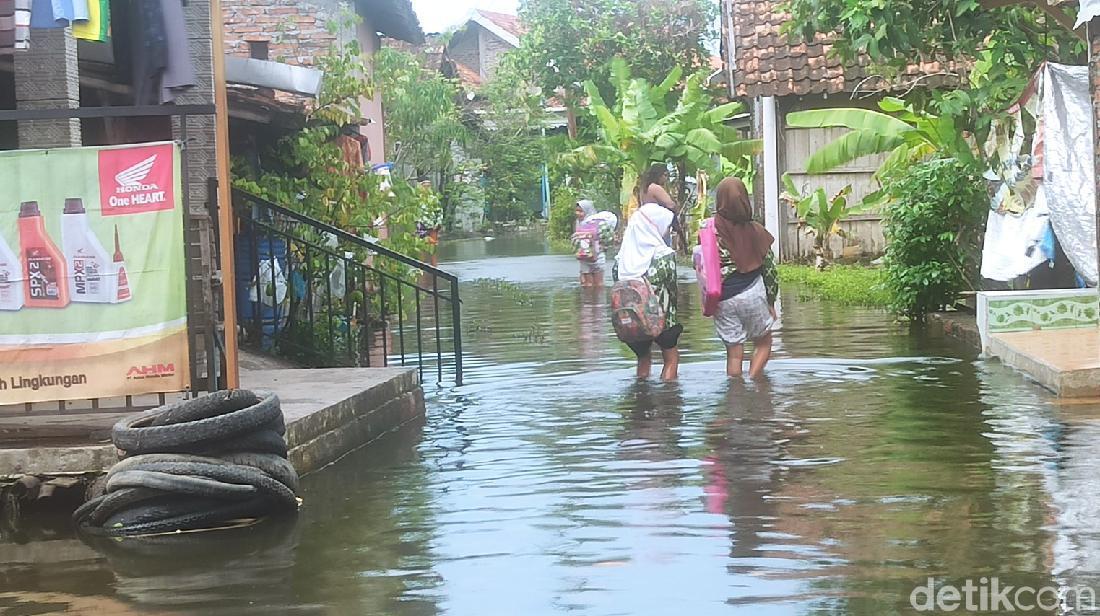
[5,234,1100,615]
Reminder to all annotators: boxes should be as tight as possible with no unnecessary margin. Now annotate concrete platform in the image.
[241,368,424,474]
[991,327,1100,397]
[0,367,424,479]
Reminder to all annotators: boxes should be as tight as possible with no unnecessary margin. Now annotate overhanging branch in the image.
[978,0,1086,41]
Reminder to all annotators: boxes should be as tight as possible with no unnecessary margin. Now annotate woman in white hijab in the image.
[573,199,617,287]
[613,203,682,380]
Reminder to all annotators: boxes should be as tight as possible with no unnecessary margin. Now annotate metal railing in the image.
[232,188,463,385]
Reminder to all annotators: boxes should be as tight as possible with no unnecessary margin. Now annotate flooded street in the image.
[5,235,1100,615]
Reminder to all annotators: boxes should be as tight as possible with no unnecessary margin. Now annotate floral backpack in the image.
[573,222,601,262]
[610,279,666,343]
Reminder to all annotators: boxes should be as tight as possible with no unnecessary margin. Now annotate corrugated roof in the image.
[359,0,425,44]
[730,0,958,98]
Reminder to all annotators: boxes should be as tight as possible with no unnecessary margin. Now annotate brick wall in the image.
[222,0,340,67]
[446,29,480,79]
[479,30,513,82]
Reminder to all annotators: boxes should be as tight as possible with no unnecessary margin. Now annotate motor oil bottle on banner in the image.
[0,231,23,310]
[111,225,131,303]
[18,201,69,308]
[61,198,112,303]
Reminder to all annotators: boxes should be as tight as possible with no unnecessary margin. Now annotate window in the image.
[248,40,269,61]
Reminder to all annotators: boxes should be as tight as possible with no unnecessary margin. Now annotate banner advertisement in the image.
[0,142,190,405]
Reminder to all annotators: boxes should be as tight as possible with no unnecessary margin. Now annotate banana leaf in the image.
[704,101,746,125]
[722,139,763,160]
[787,108,912,136]
[804,130,905,174]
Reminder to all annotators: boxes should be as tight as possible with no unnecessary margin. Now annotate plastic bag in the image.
[249,259,288,307]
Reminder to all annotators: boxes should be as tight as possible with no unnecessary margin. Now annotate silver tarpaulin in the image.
[1077,0,1100,28]
[1042,63,1098,285]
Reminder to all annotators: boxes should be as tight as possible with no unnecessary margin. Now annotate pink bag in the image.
[694,217,722,317]
[573,222,601,263]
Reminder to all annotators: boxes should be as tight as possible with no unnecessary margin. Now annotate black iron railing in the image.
[232,188,463,385]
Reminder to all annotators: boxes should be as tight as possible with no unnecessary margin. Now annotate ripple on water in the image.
[9,241,1096,615]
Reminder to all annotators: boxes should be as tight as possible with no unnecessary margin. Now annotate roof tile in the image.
[729,0,958,98]
[476,9,526,38]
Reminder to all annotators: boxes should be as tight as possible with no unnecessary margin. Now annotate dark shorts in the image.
[625,324,684,357]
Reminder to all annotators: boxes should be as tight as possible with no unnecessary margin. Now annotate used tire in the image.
[218,453,299,493]
[74,487,164,528]
[99,497,272,537]
[107,453,297,494]
[112,391,282,455]
[106,470,258,500]
[100,496,234,528]
[190,428,289,458]
[103,461,296,510]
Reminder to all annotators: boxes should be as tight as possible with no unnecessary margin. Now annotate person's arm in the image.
[668,214,688,255]
[762,251,779,306]
[647,184,679,212]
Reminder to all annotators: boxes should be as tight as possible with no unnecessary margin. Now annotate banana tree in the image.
[781,174,872,269]
[565,58,761,219]
[785,97,976,206]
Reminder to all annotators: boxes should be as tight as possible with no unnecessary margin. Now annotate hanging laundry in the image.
[130,0,168,105]
[981,190,1052,282]
[129,0,194,105]
[70,0,86,21]
[1076,0,1100,28]
[157,0,195,103]
[29,0,74,28]
[73,0,107,41]
[0,0,31,52]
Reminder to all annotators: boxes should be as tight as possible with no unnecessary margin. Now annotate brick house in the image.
[722,0,955,261]
[442,10,523,89]
[222,0,425,165]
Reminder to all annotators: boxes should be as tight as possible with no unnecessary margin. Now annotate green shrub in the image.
[547,183,620,241]
[549,186,581,240]
[882,158,986,320]
[777,264,890,307]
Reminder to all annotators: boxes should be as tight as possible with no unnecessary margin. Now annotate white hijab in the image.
[615,203,675,280]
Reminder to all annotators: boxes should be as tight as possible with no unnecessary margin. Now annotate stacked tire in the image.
[75,390,299,537]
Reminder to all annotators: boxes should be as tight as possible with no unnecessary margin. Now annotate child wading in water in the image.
[613,203,682,381]
[572,200,617,288]
[712,177,778,378]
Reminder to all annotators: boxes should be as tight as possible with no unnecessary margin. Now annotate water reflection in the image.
[82,518,303,615]
[618,381,685,467]
[577,286,609,364]
[5,233,1100,615]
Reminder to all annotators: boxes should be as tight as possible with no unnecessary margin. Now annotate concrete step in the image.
[0,367,425,479]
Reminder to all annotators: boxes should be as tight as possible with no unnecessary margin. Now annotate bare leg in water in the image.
[725,343,745,377]
[660,347,680,381]
[637,352,653,379]
[748,332,773,378]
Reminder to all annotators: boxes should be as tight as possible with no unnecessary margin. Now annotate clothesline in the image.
[1,0,197,106]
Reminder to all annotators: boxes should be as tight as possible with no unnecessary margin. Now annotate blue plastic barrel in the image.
[235,232,289,351]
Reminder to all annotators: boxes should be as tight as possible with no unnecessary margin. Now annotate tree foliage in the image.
[564,58,761,213]
[514,0,716,109]
[782,0,1085,121]
[374,48,467,180]
[472,54,553,222]
[781,176,871,269]
[233,27,429,273]
[786,97,979,207]
[882,158,987,319]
